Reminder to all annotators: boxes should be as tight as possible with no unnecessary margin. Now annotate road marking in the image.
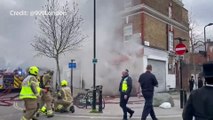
[55,114,181,119]
[13,101,23,111]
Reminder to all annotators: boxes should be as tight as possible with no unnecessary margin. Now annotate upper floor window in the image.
[123,24,133,41]
[168,31,174,52]
[168,3,172,18]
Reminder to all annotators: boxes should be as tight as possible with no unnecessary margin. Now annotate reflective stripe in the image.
[20,116,27,120]
[61,87,71,101]
[61,89,67,101]
[57,104,63,110]
[41,106,47,113]
[14,76,22,88]
[122,77,128,92]
[47,110,53,115]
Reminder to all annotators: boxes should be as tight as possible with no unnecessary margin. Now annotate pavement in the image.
[73,94,182,118]
[0,92,184,120]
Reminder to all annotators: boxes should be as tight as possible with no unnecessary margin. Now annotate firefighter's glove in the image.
[41,88,48,93]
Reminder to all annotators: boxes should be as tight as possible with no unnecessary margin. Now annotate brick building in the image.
[121,0,189,91]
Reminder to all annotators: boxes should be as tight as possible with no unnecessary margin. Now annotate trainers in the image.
[129,111,134,118]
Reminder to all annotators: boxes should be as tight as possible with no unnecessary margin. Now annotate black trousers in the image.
[141,91,157,120]
[120,93,134,119]
[189,85,193,92]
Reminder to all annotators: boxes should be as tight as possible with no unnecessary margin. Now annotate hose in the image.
[0,88,20,106]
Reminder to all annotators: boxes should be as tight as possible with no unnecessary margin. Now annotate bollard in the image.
[183,90,187,106]
[97,85,103,113]
[180,89,184,108]
[86,96,88,109]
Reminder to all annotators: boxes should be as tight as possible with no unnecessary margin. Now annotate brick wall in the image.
[173,27,189,47]
[144,14,167,50]
[131,0,189,27]
[143,0,169,16]
[181,8,189,27]
[128,14,142,33]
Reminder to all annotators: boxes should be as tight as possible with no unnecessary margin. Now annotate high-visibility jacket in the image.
[122,77,128,92]
[19,75,41,99]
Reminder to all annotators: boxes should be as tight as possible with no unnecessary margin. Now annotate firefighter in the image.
[39,71,54,117]
[19,66,43,120]
[54,79,74,113]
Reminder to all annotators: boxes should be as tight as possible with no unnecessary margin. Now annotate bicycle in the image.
[74,85,105,109]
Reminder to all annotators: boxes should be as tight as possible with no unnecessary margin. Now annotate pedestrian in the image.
[197,76,203,88]
[137,64,158,120]
[38,70,54,117]
[19,66,44,120]
[183,62,213,119]
[54,79,75,113]
[119,69,134,120]
[189,76,195,92]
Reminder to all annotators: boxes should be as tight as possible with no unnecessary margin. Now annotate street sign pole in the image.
[70,59,74,96]
[69,59,76,96]
[175,39,187,109]
[179,56,184,108]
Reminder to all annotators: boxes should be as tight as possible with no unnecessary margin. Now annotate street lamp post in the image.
[204,23,213,61]
[92,0,97,111]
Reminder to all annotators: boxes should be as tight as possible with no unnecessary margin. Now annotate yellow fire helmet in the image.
[29,66,39,76]
[61,80,68,86]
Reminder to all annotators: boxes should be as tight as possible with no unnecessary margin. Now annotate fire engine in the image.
[0,68,25,90]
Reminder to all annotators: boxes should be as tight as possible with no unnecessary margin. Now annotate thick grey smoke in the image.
[70,0,144,95]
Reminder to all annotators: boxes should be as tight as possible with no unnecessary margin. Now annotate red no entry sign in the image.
[175,43,187,55]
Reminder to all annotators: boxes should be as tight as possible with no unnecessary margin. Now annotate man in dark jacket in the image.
[198,76,203,88]
[189,76,195,92]
[119,69,134,120]
[137,64,158,120]
[183,62,213,120]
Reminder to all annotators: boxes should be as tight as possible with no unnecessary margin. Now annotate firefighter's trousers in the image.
[21,98,38,120]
